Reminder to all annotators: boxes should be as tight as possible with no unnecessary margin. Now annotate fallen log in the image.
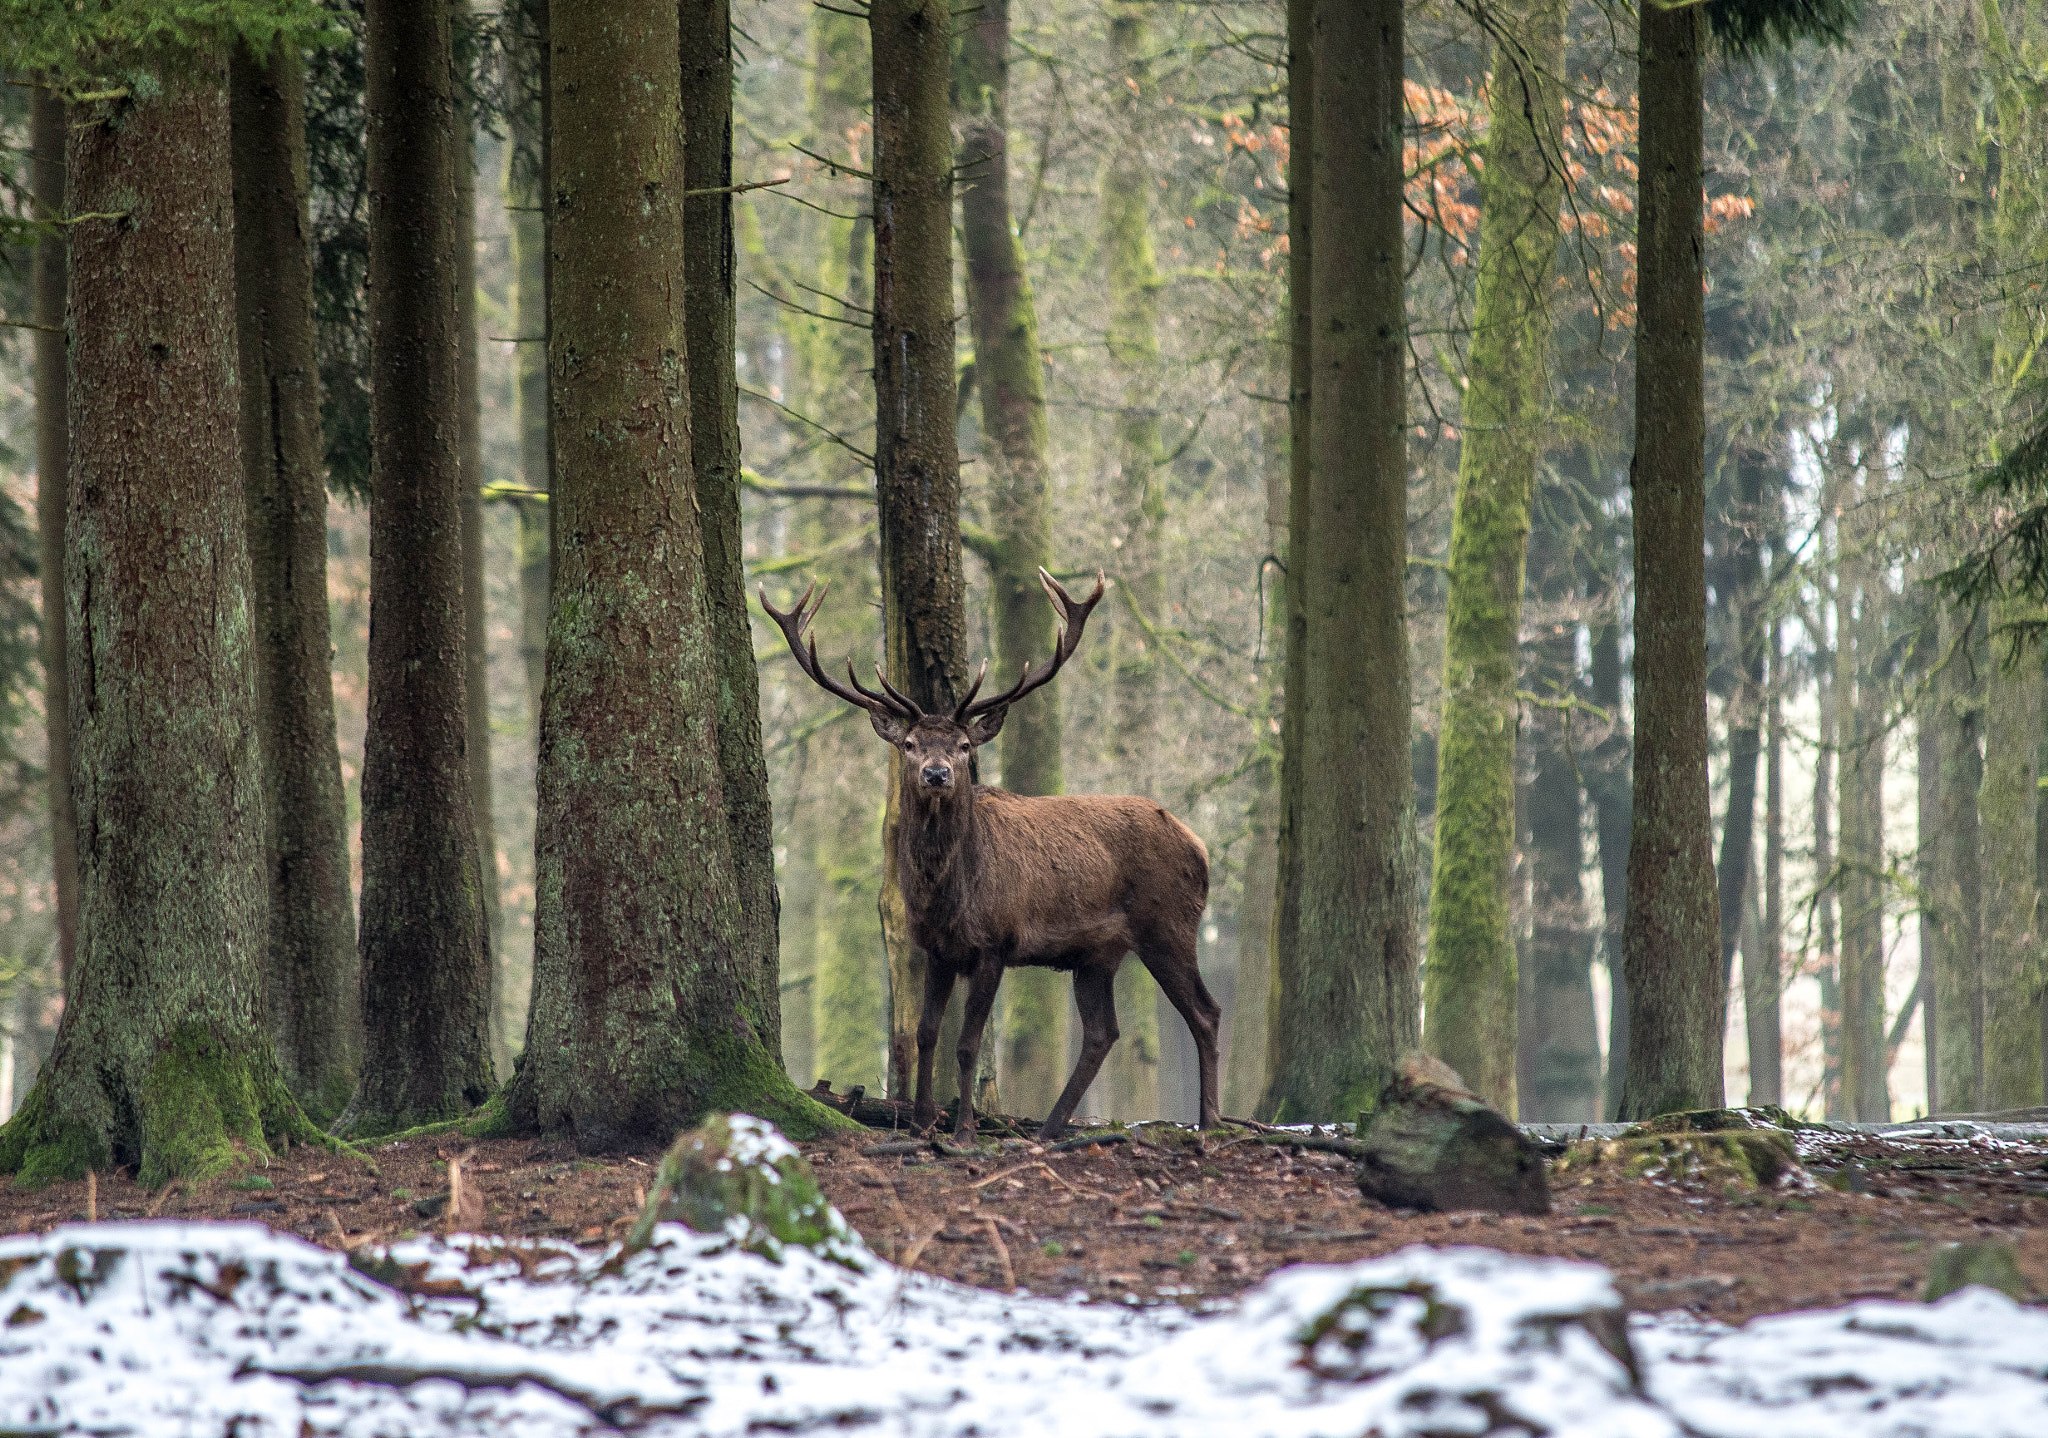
[1354,1054,1551,1215]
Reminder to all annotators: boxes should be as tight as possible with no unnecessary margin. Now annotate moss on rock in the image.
[624,1114,864,1267]
[1554,1128,1802,1193]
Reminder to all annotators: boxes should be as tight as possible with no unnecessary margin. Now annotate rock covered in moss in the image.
[1924,1242,2028,1303]
[624,1113,865,1267]
[1355,1054,1551,1215]
[1554,1124,1802,1192]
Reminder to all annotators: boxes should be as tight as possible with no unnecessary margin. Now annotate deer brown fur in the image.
[762,570,1220,1141]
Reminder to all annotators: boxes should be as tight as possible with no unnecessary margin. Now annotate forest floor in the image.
[1,1115,2043,1323]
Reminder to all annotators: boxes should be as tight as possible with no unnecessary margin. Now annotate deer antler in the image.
[957,569,1107,722]
[759,581,922,723]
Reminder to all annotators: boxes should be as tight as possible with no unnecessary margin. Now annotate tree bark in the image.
[1267,0,1314,1125]
[1098,2,1167,1121]
[28,90,79,995]
[1716,454,1765,1009]
[1747,614,1784,1106]
[1979,610,2044,1108]
[1262,0,1419,1123]
[230,41,362,1122]
[1814,655,1842,1116]
[506,0,841,1146]
[0,60,325,1186]
[506,0,552,732]
[1421,0,1567,1114]
[449,1,508,1082]
[1837,459,1888,1121]
[1933,605,1984,1112]
[342,0,499,1136]
[955,0,1069,1116]
[796,7,890,1099]
[1588,583,1631,1118]
[685,0,783,1060]
[1618,1,1723,1120]
[871,0,970,1098]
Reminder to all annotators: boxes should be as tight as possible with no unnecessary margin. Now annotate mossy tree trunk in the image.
[1618,1,1723,1120]
[341,0,499,1137]
[1265,0,1312,1123]
[230,41,362,1123]
[451,0,509,1081]
[1098,1,1166,1121]
[685,0,782,1062]
[1421,0,1567,1115]
[955,0,1069,1117]
[505,0,842,1147]
[28,90,78,994]
[871,0,971,1099]
[1262,0,1419,1123]
[0,60,325,1188]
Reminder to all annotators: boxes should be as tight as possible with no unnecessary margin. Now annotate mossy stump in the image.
[1924,1243,2028,1303]
[1354,1054,1551,1215]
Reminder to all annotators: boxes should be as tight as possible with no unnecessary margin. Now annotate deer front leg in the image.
[1037,963,1119,1143]
[913,959,956,1131]
[952,962,1005,1141]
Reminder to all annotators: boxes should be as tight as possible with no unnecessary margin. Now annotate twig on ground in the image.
[981,1217,1015,1290]
[1051,1132,1129,1153]
[898,1217,947,1273]
[86,1171,98,1222]
[146,1180,180,1218]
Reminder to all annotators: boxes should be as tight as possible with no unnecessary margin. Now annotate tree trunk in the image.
[1979,611,2045,1108]
[1933,604,1984,1112]
[956,0,1069,1117]
[1747,614,1784,1106]
[1618,1,1723,1120]
[779,768,821,1087]
[506,0,840,1146]
[1833,453,1887,1120]
[1262,0,1419,1123]
[685,0,782,1060]
[1266,0,1314,1124]
[1225,368,1290,1117]
[1589,592,1631,1117]
[1421,0,1567,1114]
[796,7,890,1099]
[1521,520,1598,1123]
[871,0,971,1099]
[451,3,508,1082]
[1814,658,1842,1117]
[506,0,552,731]
[1918,669,1941,1115]
[342,0,499,1136]
[1716,454,1765,1009]
[1098,1,1167,1121]
[230,42,362,1122]
[0,59,324,1186]
[28,90,78,995]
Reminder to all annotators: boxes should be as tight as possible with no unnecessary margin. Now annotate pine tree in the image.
[230,38,361,1121]
[504,0,843,1144]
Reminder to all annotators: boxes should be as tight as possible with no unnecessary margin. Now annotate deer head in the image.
[760,568,1106,800]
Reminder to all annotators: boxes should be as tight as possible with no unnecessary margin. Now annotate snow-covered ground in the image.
[4,1213,2044,1436]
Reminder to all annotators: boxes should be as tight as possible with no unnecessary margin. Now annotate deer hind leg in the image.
[952,961,1004,1140]
[913,961,957,1131]
[1141,936,1224,1131]
[1037,962,1119,1143]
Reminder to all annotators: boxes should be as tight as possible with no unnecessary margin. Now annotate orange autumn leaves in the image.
[1193,77,1755,326]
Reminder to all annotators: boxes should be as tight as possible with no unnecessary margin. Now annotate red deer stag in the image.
[761,569,1219,1141]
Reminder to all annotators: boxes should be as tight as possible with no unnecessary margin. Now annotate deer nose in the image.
[921,764,951,787]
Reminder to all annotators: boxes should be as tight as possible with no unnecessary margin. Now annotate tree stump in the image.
[1355,1054,1551,1215]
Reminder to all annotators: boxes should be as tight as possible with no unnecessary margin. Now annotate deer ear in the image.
[964,707,1005,746]
[868,708,913,745]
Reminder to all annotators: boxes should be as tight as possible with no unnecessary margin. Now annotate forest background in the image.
[0,0,2038,1131]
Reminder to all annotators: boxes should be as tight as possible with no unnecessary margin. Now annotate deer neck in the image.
[896,775,979,925]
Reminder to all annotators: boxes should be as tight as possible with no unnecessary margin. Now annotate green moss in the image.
[0,1081,106,1191]
[138,1024,272,1188]
[703,1032,860,1140]
[624,1113,863,1266]
[1555,1128,1800,1191]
